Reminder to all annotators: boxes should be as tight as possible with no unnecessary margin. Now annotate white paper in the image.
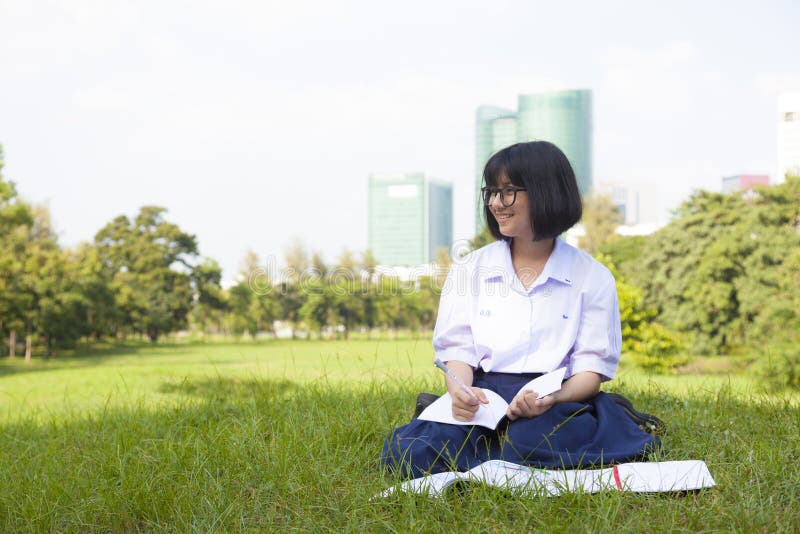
[379,460,716,498]
[519,367,567,398]
[417,389,509,429]
[417,367,567,429]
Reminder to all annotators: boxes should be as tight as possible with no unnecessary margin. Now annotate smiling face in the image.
[489,172,533,241]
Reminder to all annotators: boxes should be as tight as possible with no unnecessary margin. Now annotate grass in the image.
[1,339,799,531]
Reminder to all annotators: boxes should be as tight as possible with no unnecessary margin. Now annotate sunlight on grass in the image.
[1,340,798,531]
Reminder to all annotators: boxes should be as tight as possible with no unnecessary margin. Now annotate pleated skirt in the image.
[381,371,660,479]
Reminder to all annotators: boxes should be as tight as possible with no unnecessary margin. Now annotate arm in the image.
[432,265,488,420]
[507,371,600,420]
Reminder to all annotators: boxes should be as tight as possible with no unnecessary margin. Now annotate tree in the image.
[0,145,34,357]
[284,238,309,283]
[469,226,494,250]
[310,251,327,279]
[191,258,228,334]
[578,194,621,255]
[95,206,199,342]
[629,178,800,357]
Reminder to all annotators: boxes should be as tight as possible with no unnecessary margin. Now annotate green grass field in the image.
[1,339,799,532]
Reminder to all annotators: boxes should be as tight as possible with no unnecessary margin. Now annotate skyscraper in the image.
[721,174,770,194]
[368,173,453,266]
[777,91,800,181]
[475,106,517,234]
[475,90,593,234]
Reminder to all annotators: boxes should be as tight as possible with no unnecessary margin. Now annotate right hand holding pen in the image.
[451,387,489,421]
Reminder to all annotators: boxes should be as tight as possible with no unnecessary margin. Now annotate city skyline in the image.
[1,1,798,283]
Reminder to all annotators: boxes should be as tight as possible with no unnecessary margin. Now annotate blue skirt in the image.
[381,371,660,479]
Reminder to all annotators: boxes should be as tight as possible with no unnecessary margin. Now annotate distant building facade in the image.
[593,181,641,225]
[475,89,593,233]
[721,174,770,194]
[368,173,453,266]
[777,92,800,181]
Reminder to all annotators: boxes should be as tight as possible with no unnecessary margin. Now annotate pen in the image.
[434,359,479,401]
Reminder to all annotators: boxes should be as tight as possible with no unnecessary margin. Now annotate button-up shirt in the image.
[433,238,622,381]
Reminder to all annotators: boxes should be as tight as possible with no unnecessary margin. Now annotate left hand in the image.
[506,389,556,420]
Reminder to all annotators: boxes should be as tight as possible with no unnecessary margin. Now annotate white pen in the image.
[434,359,479,401]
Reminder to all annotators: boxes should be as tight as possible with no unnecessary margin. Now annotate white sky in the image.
[1,0,798,283]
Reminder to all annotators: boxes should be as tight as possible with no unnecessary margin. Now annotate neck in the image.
[511,237,556,262]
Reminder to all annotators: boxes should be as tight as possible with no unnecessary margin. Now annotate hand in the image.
[506,389,556,420]
[450,387,489,422]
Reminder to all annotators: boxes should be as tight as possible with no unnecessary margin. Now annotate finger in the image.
[453,408,475,421]
[521,392,537,412]
[453,398,479,413]
[454,389,479,406]
[473,388,489,404]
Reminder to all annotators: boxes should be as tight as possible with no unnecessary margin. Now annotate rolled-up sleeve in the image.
[569,278,622,382]
[432,265,479,367]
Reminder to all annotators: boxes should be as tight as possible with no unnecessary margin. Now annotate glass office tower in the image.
[368,173,453,266]
[475,106,517,233]
[475,90,593,234]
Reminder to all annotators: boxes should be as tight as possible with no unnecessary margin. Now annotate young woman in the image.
[381,141,658,478]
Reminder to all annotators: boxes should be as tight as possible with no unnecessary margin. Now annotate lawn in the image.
[1,339,798,532]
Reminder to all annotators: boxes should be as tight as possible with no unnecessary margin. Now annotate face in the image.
[489,172,533,240]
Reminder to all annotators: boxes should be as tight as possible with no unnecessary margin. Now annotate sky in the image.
[1,0,798,284]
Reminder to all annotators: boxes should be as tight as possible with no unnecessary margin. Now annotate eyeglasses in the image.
[481,186,527,207]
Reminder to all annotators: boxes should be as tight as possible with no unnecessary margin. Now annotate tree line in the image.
[3,142,799,389]
[0,145,448,358]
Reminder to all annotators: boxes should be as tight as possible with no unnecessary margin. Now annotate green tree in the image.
[599,235,648,281]
[630,178,800,357]
[191,258,228,335]
[470,226,494,250]
[298,279,332,338]
[0,145,34,357]
[578,194,621,255]
[95,206,199,342]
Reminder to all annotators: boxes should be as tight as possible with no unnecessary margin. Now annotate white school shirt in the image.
[433,238,622,381]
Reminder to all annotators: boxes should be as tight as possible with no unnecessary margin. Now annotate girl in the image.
[381,141,658,478]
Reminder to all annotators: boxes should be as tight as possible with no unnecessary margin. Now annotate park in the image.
[1,337,799,530]
[2,2,800,531]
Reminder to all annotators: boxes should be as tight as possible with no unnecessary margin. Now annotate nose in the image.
[489,190,504,209]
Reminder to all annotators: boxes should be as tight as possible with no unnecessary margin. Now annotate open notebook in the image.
[417,367,567,429]
[379,460,716,498]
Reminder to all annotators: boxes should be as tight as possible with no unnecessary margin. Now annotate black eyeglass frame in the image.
[480,186,528,207]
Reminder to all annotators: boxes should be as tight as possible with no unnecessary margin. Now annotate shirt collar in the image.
[480,237,575,289]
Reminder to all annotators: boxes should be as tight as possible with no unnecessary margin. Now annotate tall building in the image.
[475,89,593,234]
[474,106,517,231]
[594,181,641,225]
[368,173,453,266]
[777,92,800,181]
[721,174,770,194]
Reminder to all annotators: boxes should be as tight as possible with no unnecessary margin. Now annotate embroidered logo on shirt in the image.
[479,309,491,317]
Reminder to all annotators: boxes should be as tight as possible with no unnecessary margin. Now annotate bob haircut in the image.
[483,141,582,242]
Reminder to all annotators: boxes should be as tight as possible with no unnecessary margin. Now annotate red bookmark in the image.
[612,465,623,490]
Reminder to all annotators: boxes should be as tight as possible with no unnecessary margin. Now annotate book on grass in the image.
[379,459,716,498]
[417,367,567,429]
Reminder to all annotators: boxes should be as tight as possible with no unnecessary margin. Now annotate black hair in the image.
[483,141,582,241]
